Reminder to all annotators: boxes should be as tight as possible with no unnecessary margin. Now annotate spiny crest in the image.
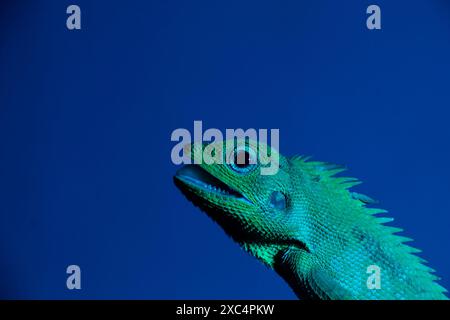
[290,155,361,190]
[372,215,447,294]
[291,155,447,296]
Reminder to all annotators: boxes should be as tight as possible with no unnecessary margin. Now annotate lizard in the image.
[173,139,448,300]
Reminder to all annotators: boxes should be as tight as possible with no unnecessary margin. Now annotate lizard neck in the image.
[273,247,323,300]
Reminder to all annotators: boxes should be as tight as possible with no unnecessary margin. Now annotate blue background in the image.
[1,0,449,299]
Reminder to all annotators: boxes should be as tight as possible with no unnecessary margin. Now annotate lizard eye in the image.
[229,146,257,174]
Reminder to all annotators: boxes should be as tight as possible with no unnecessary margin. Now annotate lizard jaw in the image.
[174,165,311,267]
[174,165,252,204]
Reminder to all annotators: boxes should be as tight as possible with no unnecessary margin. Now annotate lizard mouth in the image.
[174,165,310,254]
[174,165,250,203]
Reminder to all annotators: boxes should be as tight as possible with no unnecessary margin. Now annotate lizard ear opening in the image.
[269,191,287,210]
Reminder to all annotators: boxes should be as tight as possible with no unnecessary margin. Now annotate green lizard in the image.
[173,139,448,300]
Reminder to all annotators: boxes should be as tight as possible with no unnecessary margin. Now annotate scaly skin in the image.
[174,139,448,300]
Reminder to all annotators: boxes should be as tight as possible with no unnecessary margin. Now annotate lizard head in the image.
[174,139,310,268]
